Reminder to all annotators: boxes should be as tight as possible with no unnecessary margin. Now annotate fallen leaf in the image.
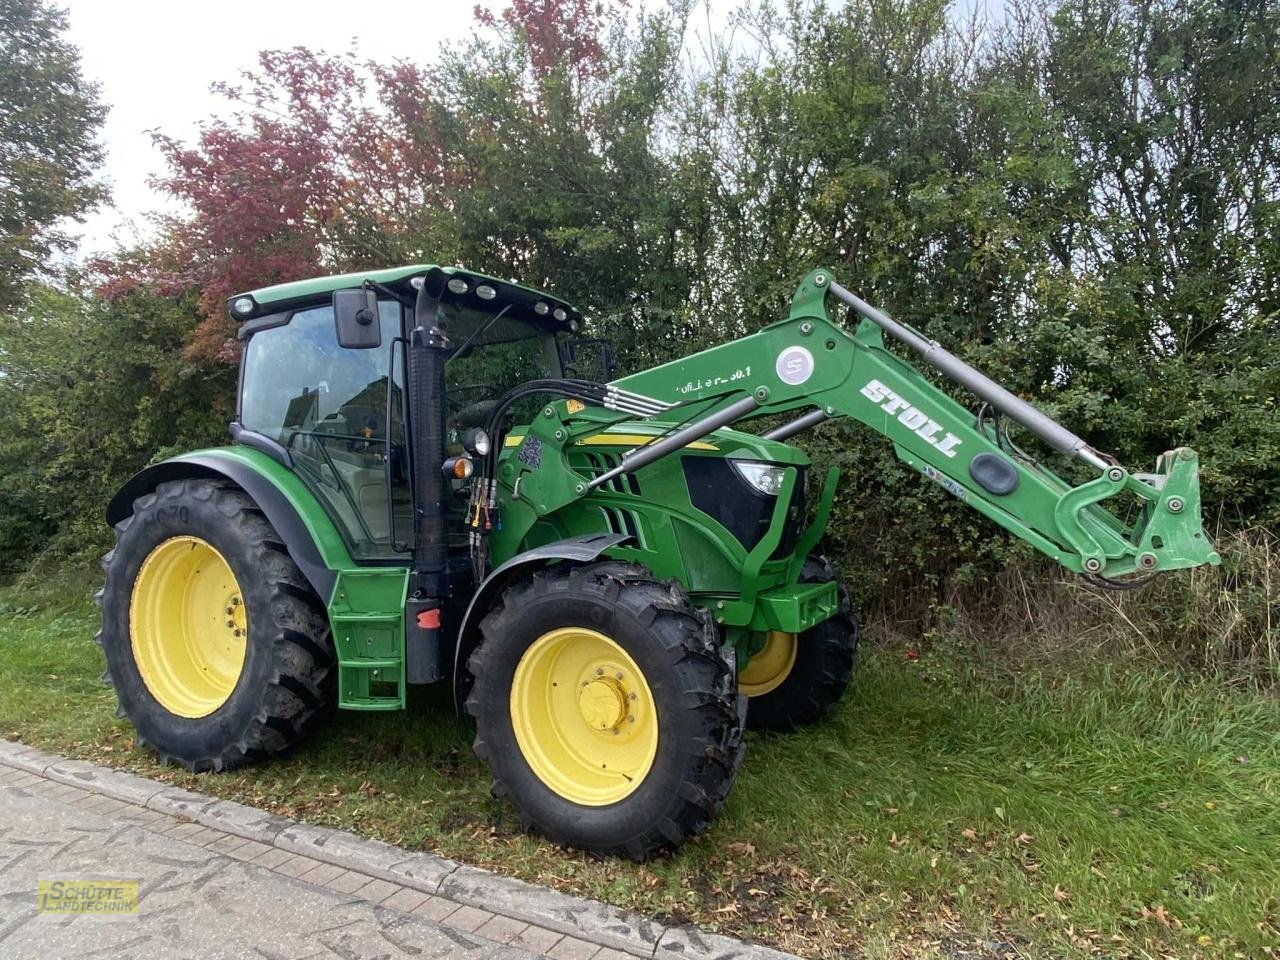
[1053,885,1070,902]
[962,828,978,841]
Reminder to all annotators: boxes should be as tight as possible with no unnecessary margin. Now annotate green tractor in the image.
[98,265,1220,858]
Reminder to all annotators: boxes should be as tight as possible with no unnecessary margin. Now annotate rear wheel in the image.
[97,478,335,771]
[466,562,745,860]
[743,556,858,732]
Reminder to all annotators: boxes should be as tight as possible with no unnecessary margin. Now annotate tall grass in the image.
[872,527,1280,685]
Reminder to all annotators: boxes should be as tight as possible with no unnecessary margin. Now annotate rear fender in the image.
[451,532,629,710]
[106,448,350,602]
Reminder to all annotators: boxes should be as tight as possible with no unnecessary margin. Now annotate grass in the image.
[1,567,1278,960]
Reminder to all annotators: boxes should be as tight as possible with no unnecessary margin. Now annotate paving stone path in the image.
[0,742,796,960]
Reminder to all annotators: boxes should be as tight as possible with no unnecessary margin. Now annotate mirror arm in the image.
[364,279,415,311]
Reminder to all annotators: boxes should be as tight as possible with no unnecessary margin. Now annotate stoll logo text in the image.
[860,379,963,458]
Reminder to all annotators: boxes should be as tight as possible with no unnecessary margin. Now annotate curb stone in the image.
[275,822,460,893]
[197,798,295,844]
[145,784,218,820]
[0,739,57,777]
[387,850,464,894]
[0,739,802,960]
[655,926,800,960]
[45,758,166,806]
[441,863,665,957]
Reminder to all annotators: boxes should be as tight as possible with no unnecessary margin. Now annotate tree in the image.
[62,0,1277,593]
[0,0,107,308]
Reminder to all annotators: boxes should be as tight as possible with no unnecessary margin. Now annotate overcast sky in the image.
[60,1,986,261]
[60,1,505,257]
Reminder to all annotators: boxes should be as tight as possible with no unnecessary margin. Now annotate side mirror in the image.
[333,288,382,349]
[560,337,617,382]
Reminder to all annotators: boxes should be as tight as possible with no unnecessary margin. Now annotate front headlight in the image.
[731,460,788,496]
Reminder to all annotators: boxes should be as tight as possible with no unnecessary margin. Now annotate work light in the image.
[463,428,491,458]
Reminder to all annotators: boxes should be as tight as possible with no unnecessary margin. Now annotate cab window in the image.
[239,301,412,560]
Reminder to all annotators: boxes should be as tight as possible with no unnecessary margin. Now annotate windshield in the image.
[444,304,562,431]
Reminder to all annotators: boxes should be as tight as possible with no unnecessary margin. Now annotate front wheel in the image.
[465,562,745,860]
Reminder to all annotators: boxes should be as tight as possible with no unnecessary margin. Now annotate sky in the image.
[60,1,500,258]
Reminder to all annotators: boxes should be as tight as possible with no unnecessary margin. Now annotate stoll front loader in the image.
[99,265,1219,858]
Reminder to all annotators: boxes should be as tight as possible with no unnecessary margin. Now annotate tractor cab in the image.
[228,265,584,562]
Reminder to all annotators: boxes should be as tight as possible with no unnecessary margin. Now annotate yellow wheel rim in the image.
[510,627,658,806]
[129,536,248,718]
[739,630,797,697]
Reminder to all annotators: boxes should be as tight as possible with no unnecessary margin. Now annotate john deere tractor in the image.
[99,265,1220,858]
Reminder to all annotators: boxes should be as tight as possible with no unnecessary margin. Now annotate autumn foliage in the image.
[109,2,625,358]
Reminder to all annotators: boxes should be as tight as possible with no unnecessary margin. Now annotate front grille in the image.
[681,457,806,558]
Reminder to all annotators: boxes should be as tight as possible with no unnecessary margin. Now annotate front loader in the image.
[99,265,1219,859]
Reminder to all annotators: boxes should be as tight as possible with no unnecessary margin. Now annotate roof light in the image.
[569,318,580,333]
[534,302,550,315]
[553,307,567,322]
[476,284,497,300]
[409,275,425,290]
[447,278,468,295]
[232,297,254,316]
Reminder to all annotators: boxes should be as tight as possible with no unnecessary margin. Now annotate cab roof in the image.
[226,264,582,332]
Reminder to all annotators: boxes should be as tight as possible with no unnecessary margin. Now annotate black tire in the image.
[744,555,859,732]
[465,561,746,860]
[97,478,335,771]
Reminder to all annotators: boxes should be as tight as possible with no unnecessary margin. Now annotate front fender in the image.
[451,532,629,710]
[107,446,355,602]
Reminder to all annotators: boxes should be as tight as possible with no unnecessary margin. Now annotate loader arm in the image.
[501,268,1220,581]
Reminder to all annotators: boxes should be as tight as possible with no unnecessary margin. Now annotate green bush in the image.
[0,284,234,569]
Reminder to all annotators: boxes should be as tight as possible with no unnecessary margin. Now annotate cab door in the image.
[237,300,413,560]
